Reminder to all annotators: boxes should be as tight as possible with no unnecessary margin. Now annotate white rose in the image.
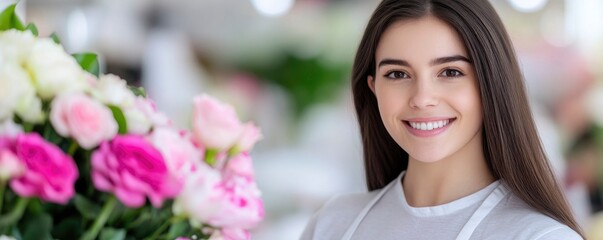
[91,74,136,107]
[26,38,88,99]
[0,64,43,123]
[122,97,171,134]
[0,119,23,137]
[0,30,35,63]
[123,106,152,134]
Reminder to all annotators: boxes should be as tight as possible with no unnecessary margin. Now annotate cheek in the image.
[455,86,482,123]
[375,85,406,118]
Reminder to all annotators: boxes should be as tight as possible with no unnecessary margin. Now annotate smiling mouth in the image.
[403,118,457,131]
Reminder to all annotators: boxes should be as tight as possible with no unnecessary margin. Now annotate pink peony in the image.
[208,176,264,229]
[148,127,202,177]
[8,133,78,204]
[50,93,118,149]
[173,165,263,230]
[192,94,243,151]
[91,135,182,208]
[235,123,262,153]
[224,153,255,179]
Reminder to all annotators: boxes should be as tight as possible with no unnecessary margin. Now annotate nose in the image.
[409,78,438,109]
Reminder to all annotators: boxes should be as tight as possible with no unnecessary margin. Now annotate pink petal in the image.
[115,186,145,208]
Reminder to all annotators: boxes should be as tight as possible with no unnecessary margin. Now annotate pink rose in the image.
[235,123,262,153]
[148,127,202,177]
[192,94,243,151]
[50,93,118,149]
[8,133,78,204]
[91,135,182,208]
[0,149,25,181]
[173,165,263,230]
[0,135,25,181]
[224,153,255,179]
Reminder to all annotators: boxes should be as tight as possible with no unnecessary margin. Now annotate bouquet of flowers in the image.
[0,4,263,240]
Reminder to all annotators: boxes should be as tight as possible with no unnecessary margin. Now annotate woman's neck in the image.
[402,132,495,207]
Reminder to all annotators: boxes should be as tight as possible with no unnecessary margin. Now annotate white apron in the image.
[340,178,509,240]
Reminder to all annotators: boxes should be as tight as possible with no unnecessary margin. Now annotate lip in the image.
[402,117,456,138]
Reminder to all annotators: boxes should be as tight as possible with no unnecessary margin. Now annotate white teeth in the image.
[409,119,450,130]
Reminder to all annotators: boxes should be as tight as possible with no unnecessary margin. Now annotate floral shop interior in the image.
[1,0,603,239]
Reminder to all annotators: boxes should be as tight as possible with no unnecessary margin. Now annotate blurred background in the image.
[2,0,602,238]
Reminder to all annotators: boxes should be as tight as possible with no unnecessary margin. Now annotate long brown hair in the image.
[352,0,584,236]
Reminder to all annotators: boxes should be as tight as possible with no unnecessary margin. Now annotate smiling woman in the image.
[300,0,585,239]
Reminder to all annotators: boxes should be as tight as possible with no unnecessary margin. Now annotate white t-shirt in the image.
[300,172,582,240]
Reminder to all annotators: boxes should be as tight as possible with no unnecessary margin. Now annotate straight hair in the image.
[351,0,584,236]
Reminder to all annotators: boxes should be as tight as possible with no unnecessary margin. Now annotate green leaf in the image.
[128,86,147,97]
[166,220,188,239]
[50,32,61,44]
[72,53,100,77]
[74,194,102,220]
[108,105,128,134]
[10,225,23,240]
[0,4,25,31]
[25,23,38,36]
[22,213,53,240]
[52,217,84,239]
[99,228,126,240]
[43,122,62,145]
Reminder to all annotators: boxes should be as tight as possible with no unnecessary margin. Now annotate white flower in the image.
[123,97,171,134]
[0,64,44,123]
[0,235,17,240]
[26,38,88,99]
[0,120,23,137]
[123,106,152,134]
[0,29,36,63]
[91,74,136,107]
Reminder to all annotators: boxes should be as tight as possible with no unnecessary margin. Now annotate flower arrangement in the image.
[0,4,263,240]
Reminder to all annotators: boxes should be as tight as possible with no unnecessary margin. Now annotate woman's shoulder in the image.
[299,189,382,240]
[477,189,583,240]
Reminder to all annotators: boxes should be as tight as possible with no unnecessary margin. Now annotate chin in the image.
[408,151,448,163]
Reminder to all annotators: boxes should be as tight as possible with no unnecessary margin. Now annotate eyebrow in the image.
[377,55,472,68]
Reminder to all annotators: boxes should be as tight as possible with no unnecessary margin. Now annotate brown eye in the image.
[440,69,463,78]
[385,71,409,79]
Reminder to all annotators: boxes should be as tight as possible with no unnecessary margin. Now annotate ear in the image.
[367,75,376,94]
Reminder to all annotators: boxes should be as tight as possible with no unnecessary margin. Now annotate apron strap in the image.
[341,178,398,240]
[455,183,509,240]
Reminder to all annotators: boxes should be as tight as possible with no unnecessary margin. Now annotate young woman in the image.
[300,0,585,239]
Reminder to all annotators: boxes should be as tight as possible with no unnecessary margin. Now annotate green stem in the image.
[0,181,5,214]
[67,141,79,156]
[145,215,187,240]
[205,149,218,166]
[0,197,30,227]
[80,196,117,240]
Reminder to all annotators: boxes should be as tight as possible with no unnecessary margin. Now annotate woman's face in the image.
[368,16,483,163]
